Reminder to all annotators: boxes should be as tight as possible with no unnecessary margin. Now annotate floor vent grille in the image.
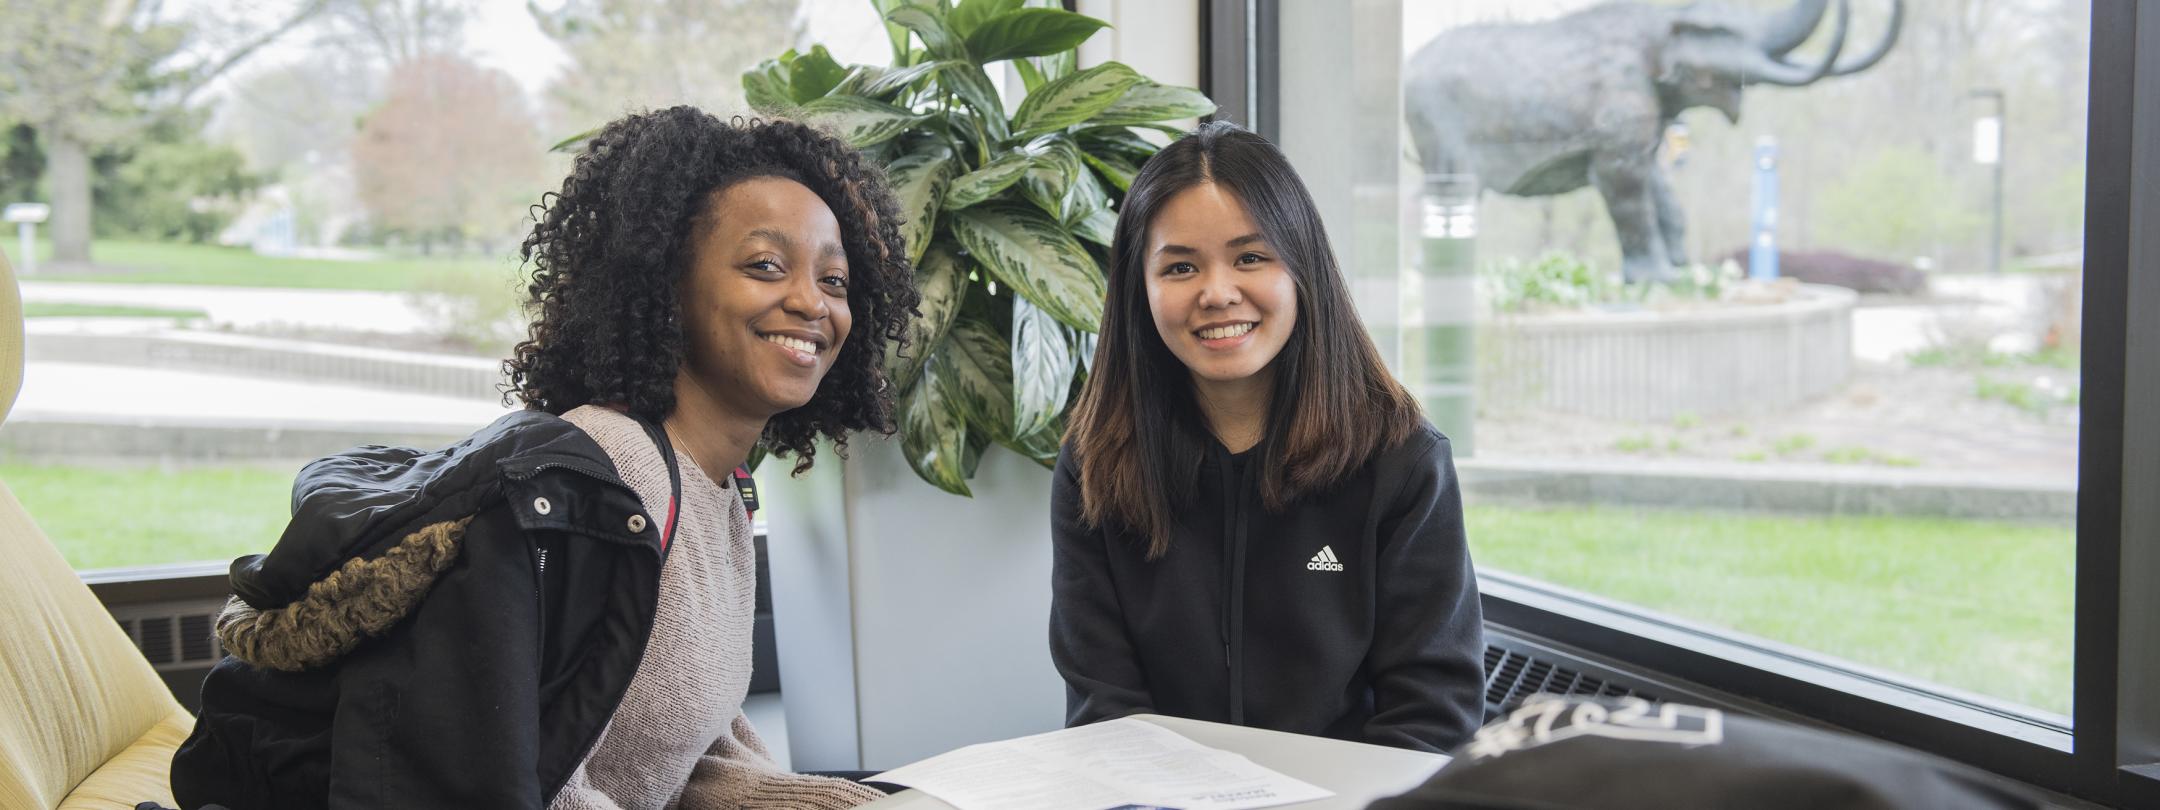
[1484,644,1653,719]
[110,600,228,672]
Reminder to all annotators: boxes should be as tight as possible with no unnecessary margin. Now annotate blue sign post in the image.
[1749,136,1780,281]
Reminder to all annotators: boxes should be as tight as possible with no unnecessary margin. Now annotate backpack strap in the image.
[628,415,683,552]
[732,467,758,520]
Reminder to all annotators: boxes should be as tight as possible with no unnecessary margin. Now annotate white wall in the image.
[1077,0,1202,90]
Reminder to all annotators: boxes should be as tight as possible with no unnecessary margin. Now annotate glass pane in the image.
[0,1,884,571]
[1284,0,2085,719]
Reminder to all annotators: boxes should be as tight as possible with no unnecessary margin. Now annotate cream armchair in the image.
[0,249,194,808]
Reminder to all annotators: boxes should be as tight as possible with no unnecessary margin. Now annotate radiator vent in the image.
[111,600,228,672]
[1484,644,1650,719]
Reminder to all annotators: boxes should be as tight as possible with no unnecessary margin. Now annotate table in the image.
[861,714,1449,809]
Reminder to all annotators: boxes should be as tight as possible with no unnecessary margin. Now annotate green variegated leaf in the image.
[1018,166,1064,220]
[1091,83,1217,126]
[1076,126,1158,162]
[961,424,993,478]
[1075,330,1099,376]
[950,203,1105,332]
[999,419,1062,468]
[1079,150,1138,191]
[886,5,964,59]
[900,368,972,496]
[788,45,849,102]
[885,243,969,390]
[832,61,942,100]
[1125,122,1191,138]
[933,318,1014,438]
[1012,295,1077,438]
[943,149,1033,209]
[743,60,795,115]
[1061,165,1110,226]
[965,8,1110,63]
[939,62,1009,142]
[549,127,600,154]
[1075,207,1117,248]
[948,0,1023,38]
[1011,62,1142,138]
[1015,136,1082,217]
[829,64,879,97]
[797,95,922,148]
[851,59,951,100]
[886,144,956,264]
[944,109,986,162]
[1033,136,1085,181]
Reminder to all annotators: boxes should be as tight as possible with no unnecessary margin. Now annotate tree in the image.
[0,0,325,265]
[324,0,474,68]
[213,57,378,174]
[1816,146,1985,260]
[96,108,261,243]
[530,0,805,132]
[350,54,545,251]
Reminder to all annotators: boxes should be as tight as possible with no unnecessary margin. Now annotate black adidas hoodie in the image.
[1048,422,1486,753]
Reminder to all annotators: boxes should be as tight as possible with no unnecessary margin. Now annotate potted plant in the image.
[721,0,1220,770]
[742,0,1214,495]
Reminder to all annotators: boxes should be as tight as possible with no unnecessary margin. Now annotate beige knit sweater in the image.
[549,406,883,810]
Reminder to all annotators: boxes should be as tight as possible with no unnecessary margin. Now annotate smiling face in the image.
[1144,181,1298,389]
[677,175,853,417]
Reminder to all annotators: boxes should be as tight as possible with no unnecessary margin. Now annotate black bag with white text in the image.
[1368,698,2045,810]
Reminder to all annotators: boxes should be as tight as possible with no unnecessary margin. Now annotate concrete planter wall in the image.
[1479,283,1856,421]
[759,438,1064,770]
[27,329,500,400]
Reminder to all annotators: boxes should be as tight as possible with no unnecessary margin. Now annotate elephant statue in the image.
[1405,0,1902,283]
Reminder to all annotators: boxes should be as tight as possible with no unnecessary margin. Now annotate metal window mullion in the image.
[2109,0,2160,780]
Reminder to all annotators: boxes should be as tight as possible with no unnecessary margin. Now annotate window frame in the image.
[1198,0,1278,139]
[1229,0,2160,803]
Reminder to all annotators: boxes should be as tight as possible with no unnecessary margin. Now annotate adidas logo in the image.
[1306,545,1344,572]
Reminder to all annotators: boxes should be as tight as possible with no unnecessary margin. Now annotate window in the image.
[0,0,890,572]
[1237,0,2157,803]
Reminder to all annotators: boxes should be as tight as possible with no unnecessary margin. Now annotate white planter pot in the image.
[760,436,1065,770]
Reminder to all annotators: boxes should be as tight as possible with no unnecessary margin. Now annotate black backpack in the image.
[1369,697,2046,810]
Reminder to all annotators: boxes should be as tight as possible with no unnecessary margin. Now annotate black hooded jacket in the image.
[1048,422,1486,753]
[170,410,676,810]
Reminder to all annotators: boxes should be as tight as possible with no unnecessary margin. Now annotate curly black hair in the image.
[505,107,919,473]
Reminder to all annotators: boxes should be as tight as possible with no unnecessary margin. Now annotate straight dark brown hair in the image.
[1066,121,1420,558]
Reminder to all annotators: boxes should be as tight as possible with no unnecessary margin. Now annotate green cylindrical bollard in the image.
[1412,174,1478,456]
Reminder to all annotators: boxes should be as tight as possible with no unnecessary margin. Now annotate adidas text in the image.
[1307,545,1344,572]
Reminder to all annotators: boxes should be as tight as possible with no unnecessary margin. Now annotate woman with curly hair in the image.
[170,108,918,810]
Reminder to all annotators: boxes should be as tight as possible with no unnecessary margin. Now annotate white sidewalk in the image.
[22,281,434,333]
[15,362,510,431]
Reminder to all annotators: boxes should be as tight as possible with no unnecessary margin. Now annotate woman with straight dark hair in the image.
[1051,121,1485,753]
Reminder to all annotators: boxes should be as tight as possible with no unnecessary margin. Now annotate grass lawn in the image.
[12,239,518,292]
[24,301,209,320]
[2,463,294,571]
[1,459,2072,716]
[1470,504,2074,716]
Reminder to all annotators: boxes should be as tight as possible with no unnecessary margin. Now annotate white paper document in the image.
[868,717,1334,810]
